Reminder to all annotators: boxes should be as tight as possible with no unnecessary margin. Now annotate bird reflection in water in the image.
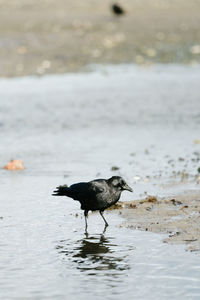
[56,227,130,274]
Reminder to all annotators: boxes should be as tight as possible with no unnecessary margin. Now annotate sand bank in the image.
[112,192,200,252]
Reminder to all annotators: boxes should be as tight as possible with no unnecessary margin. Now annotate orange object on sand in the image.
[4,159,25,170]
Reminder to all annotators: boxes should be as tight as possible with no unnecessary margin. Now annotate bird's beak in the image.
[123,183,133,192]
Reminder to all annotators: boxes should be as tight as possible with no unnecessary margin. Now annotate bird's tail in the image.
[52,185,68,196]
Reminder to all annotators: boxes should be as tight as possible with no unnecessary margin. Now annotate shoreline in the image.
[110,191,200,252]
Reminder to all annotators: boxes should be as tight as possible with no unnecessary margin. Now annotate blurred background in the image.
[0,0,200,77]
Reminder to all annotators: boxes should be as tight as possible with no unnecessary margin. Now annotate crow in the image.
[111,3,125,16]
[52,176,132,230]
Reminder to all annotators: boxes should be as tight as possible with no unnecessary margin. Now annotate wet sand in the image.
[0,0,200,77]
[111,191,200,252]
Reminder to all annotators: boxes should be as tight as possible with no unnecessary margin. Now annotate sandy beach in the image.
[0,0,200,77]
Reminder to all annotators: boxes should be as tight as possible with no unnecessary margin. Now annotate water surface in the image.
[0,64,200,299]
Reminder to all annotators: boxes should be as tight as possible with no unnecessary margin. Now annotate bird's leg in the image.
[84,210,89,232]
[102,225,108,234]
[99,210,109,227]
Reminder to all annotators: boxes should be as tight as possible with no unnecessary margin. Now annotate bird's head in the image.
[108,176,133,192]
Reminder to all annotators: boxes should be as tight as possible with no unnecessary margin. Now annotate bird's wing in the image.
[66,181,104,201]
[87,180,106,195]
[80,180,108,210]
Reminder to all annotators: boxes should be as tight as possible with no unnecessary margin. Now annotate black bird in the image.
[111,3,125,16]
[52,176,132,230]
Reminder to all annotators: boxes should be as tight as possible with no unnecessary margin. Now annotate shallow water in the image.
[0,64,200,299]
[0,64,200,197]
[0,175,200,300]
